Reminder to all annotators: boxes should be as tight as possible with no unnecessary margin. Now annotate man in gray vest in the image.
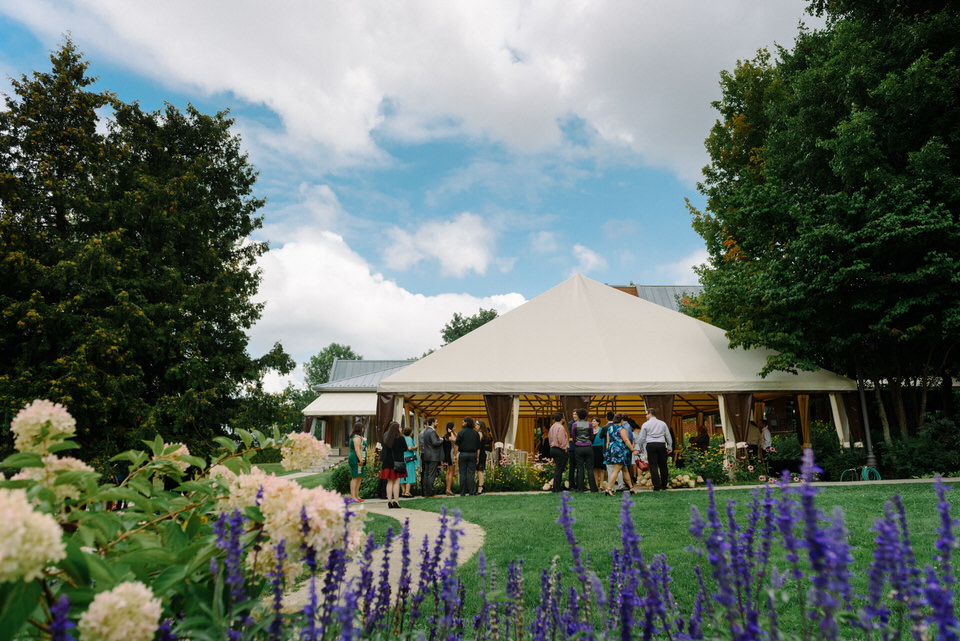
[570,408,598,492]
[420,417,443,497]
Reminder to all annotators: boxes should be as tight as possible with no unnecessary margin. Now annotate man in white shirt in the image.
[638,408,674,491]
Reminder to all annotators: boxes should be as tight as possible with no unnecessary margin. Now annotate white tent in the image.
[378,274,860,450]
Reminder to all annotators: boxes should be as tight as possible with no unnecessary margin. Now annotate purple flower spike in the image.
[49,594,75,641]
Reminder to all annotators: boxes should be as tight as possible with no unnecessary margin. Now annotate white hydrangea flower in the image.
[0,488,66,583]
[12,454,95,502]
[153,442,191,473]
[78,581,161,641]
[280,432,331,471]
[10,399,77,454]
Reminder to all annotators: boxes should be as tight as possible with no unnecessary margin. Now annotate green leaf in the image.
[55,470,101,487]
[185,541,219,575]
[47,440,81,453]
[213,436,238,453]
[218,456,245,476]
[151,564,189,598]
[0,580,42,639]
[243,504,264,523]
[110,450,147,466]
[235,428,254,449]
[119,547,176,567]
[180,454,207,470]
[0,452,43,468]
[58,538,91,585]
[128,475,153,497]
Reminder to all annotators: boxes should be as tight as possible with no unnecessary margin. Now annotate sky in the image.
[0,1,819,390]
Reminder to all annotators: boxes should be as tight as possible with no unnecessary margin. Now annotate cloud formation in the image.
[383,212,496,277]
[3,1,814,183]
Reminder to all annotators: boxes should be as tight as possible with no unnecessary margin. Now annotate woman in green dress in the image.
[347,422,366,503]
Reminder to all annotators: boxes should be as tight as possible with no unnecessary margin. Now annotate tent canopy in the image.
[380,274,856,394]
[378,274,855,418]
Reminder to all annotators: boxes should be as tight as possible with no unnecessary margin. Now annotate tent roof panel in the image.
[379,274,856,395]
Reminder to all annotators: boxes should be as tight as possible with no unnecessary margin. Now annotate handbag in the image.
[404,451,416,463]
[393,460,407,473]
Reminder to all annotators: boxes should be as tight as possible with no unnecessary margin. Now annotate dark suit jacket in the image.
[421,426,444,463]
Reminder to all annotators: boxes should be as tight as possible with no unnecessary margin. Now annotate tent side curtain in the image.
[644,393,676,447]
[797,394,811,448]
[376,393,395,443]
[842,392,865,443]
[483,394,513,443]
[722,393,753,443]
[561,396,592,421]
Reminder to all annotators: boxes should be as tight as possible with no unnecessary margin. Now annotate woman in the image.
[379,421,407,508]
[591,416,607,491]
[347,422,367,503]
[442,422,456,496]
[476,419,494,494]
[400,425,418,497]
[604,414,639,495]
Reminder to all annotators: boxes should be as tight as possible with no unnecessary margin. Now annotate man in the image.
[567,410,579,490]
[454,416,482,496]
[548,411,569,492]
[570,408,598,492]
[420,417,444,497]
[638,408,673,491]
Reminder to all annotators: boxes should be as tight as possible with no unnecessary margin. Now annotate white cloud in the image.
[652,248,709,285]
[530,230,559,254]
[383,212,496,277]
[571,243,607,275]
[3,0,817,184]
[250,231,525,375]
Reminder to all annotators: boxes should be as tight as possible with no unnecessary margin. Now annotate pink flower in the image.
[792,476,800,483]
[758,475,766,482]
[747,465,754,472]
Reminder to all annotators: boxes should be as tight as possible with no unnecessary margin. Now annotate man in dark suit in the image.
[454,416,482,495]
[420,417,443,497]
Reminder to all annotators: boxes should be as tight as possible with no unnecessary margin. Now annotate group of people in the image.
[547,408,674,494]
[347,416,495,507]
[347,407,676,506]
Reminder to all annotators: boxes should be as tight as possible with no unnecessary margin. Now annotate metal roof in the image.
[328,359,413,383]
[633,285,702,312]
[315,361,412,391]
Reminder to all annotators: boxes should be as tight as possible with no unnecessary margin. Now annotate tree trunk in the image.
[888,378,909,438]
[874,384,893,445]
[943,373,955,418]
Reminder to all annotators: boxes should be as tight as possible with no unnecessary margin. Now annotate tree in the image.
[441,308,499,345]
[0,40,293,464]
[304,343,362,387]
[688,1,960,436]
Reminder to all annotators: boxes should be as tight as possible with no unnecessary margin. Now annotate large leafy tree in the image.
[0,41,292,463]
[441,308,498,345]
[304,343,362,387]
[688,1,960,436]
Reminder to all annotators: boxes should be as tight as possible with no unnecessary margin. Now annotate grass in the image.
[387,482,956,618]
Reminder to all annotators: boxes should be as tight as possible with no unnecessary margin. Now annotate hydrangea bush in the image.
[0,399,362,640]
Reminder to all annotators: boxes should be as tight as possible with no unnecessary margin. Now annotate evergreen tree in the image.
[0,40,292,464]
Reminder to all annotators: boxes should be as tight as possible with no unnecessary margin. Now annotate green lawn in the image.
[365,482,956,618]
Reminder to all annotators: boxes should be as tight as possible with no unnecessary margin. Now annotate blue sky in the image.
[0,1,817,389]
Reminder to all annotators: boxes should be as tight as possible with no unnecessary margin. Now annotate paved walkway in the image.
[282,498,485,612]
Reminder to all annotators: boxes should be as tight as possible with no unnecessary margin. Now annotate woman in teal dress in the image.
[347,422,366,503]
[400,425,419,497]
[604,414,637,495]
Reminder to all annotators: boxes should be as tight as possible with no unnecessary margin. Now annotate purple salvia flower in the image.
[338,578,361,641]
[410,533,432,622]
[156,619,177,641]
[268,540,287,641]
[358,533,378,625]
[213,510,247,606]
[49,594,75,641]
[557,491,589,591]
[925,479,958,640]
[395,518,413,634]
[370,525,396,632]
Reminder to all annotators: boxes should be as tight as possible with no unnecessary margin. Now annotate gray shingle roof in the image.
[633,285,702,312]
[315,360,413,391]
